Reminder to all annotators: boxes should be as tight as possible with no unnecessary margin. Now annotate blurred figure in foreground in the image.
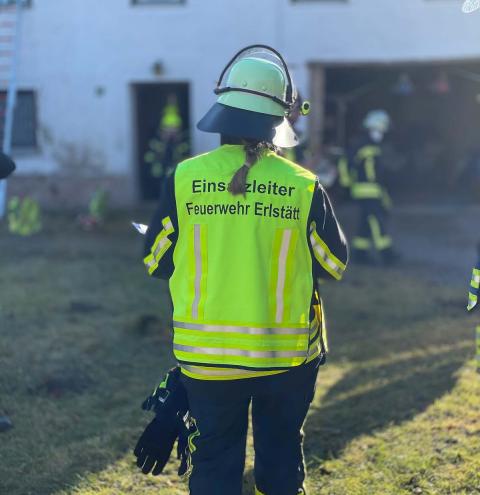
[349,110,398,265]
[0,151,15,179]
[144,93,190,197]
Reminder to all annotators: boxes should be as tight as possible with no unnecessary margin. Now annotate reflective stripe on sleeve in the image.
[468,292,478,310]
[310,222,346,280]
[467,267,480,310]
[162,217,174,235]
[143,216,174,275]
[468,291,478,311]
[470,268,480,290]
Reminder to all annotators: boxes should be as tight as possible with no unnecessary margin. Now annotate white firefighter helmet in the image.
[363,110,391,134]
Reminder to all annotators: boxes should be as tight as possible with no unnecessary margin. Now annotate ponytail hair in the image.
[228,141,277,196]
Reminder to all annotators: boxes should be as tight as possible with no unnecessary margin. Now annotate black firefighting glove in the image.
[142,366,188,414]
[134,414,178,475]
[134,366,190,476]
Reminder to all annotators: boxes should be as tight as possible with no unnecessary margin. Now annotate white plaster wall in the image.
[11,0,480,185]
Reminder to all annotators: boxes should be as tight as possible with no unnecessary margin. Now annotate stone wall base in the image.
[6,175,139,210]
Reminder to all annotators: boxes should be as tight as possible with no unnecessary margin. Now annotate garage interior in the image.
[309,60,480,201]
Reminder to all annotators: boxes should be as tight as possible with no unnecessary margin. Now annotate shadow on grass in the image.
[241,351,467,494]
[303,349,468,466]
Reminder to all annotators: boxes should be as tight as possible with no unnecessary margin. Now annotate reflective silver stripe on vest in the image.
[181,365,275,377]
[275,229,292,323]
[174,344,306,359]
[192,224,202,319]
[173,321,309,335]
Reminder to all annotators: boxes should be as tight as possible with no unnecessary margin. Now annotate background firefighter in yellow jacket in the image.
[142,45,348,495]
[349,109,398,265]
[144,93,190,195]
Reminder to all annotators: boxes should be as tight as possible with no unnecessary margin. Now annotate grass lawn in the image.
[1,213,479,495]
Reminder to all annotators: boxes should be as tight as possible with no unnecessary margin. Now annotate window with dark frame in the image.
[132,0,185,5]
[0,90,37,149]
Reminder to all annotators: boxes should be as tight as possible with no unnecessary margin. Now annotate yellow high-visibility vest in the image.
[170,145,319,373]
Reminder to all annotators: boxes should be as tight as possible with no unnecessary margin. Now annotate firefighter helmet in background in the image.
[161,94,182,132]
[197,45,307,148]
[363,110,391,134]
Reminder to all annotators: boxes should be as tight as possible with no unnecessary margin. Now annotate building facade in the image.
[6,0,480,204]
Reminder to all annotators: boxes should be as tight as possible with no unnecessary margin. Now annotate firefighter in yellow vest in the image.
[350,110,398,265]
[141,45,348,495]
[144,93,190,194]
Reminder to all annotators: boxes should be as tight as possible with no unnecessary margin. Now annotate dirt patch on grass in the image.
[34,367,95,398]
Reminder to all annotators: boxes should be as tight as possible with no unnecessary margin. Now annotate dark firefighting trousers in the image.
[352,199,392,255]
[181,358,320,495]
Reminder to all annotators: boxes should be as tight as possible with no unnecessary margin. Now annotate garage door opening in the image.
[318,60,480,200]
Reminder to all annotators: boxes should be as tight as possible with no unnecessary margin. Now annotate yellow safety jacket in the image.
[144,145,348,380]
[349,143,392,209]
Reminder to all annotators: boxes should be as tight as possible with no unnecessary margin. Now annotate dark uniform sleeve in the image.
[0,152,15,179]
[143,173,178,280]
[308,181,348,280]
